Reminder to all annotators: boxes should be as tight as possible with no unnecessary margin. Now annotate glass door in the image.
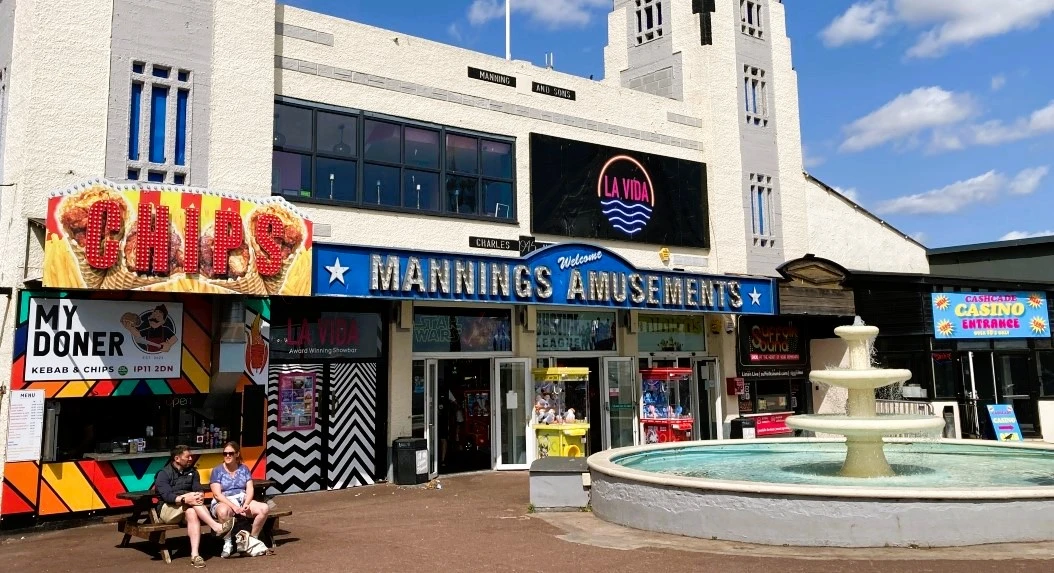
[411,359,440,478]
[995,354,1036,436]
[493,358,531,469]
[602,357,637,450]
[692,359,716,440]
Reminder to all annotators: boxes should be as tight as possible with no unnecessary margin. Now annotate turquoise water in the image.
[614,442,1054,488]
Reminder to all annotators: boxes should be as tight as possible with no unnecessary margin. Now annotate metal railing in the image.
[875,399,934,416]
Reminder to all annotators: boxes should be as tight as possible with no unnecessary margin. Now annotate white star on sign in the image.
[325,257,349,285]
[748,287,763,306]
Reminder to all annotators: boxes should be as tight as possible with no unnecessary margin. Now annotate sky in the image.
[281,0,1054,248]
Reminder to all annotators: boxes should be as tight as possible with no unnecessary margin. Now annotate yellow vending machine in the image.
[531,367,591,458]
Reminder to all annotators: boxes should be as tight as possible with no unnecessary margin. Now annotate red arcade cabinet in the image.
[639,368,694,444]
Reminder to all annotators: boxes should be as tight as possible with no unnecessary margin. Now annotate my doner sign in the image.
[27,299,183,381]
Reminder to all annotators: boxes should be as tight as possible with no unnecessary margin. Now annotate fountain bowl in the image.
[810,368,911,390]
[784,414,946,437]
[588,438,1054,547]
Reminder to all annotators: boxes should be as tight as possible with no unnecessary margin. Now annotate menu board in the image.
[277,371,316,431]
[6,390,45,462]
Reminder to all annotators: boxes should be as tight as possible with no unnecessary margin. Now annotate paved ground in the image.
[3,471,1054,572]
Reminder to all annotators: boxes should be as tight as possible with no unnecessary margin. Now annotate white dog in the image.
[234,530,273,557]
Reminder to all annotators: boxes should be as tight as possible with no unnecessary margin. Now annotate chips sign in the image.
[44,180,313,295]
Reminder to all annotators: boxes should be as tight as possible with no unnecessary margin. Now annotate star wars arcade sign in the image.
[43,180,313,295]
[313,242,775,315]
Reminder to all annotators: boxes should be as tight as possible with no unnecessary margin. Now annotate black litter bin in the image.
[729,417,757,439]
[392,437,429,485]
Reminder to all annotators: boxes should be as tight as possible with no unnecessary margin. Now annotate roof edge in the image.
[803,172,927,251]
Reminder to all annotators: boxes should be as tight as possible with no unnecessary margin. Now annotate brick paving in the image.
[2,471,1052,572]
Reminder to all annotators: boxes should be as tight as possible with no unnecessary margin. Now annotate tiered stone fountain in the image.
[785,325,945,477]
[587,324,1054,547]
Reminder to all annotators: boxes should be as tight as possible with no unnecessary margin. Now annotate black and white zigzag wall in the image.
[267,363,324,494]
[327,362,379,489]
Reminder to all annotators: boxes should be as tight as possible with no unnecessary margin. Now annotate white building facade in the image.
[0,0,926,520]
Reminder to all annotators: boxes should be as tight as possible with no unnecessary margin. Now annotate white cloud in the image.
[820,0,895,47]
[840,87,975,152]
[1010,166,1050,195]
[991,74,1006,91]
[899,0,1054,58]
[833,186,860,202]
[821,1,1054,58]
[1000,230,1054,241]
[447,22,463,42]
[803,145,825,168]
[875,166,1048,215]
[928,100,1054,151]
[468,0,608,29]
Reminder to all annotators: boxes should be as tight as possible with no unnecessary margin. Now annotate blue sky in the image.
[283,1,1054,248]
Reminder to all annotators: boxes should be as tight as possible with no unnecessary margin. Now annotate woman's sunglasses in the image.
[223,451,237,457]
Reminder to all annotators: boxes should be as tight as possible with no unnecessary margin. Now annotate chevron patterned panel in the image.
[326,362,379,489]
[266,364,323,493]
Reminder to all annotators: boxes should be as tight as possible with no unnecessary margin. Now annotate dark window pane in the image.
[932,353,958,399]
[317,111,356,157]
[405,127,439,169]
[1039,351,1054,397]
[363,163,401,207]
[483,180,513,219]
[446,134,478,174]
[274,103,312,151]
[481,140,512,179]
[364,120,401,163]
[404,170,440,211]
[315,157,357,202]
[446,175,478,215]
[272,150,313,197]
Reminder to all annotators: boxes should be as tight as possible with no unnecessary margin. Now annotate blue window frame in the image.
[129,82,142,160]
[149,86,168,163]
[756,188,766,235]
[175,89,188,166]
[127,168,140,180]
[148,171,165,182]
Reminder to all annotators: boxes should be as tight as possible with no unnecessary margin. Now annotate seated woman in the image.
[210,442,270,558]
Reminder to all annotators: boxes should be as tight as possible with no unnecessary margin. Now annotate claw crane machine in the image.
[531,367,591,458]
[639,368,694,444]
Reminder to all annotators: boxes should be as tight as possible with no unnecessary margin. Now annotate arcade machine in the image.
[639,368,694,444]
[531,367,591,458]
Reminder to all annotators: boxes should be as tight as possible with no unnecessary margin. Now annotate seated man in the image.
[154,445,235,568]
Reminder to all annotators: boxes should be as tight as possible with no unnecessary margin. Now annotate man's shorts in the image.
[158,502,188,524]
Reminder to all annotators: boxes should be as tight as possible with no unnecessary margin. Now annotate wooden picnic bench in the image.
[113,478,292,563]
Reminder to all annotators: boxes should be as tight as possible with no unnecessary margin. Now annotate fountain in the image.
[784,325,945,477]
[587,324,1054,547]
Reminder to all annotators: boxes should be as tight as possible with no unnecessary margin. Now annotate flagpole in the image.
[505,0,511,60]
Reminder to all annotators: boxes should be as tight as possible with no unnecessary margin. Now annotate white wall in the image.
[804,177,929,273]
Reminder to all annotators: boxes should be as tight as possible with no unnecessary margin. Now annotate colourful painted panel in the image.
[0,462,41,516]
[11,290,213,396]
[112,457,170,493]
[41,462,104,513]
[87,461,134,510]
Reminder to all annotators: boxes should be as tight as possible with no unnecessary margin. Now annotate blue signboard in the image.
[931,292,1048,339]
[313,242,776,315]
[986,404,1024,441]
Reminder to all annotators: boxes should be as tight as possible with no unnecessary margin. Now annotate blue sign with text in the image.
[986,404,1024,441]
[313,242,776,315]
[931,292,1048,339]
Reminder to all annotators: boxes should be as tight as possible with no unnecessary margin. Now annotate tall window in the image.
[740,0,764,39]
[127,61,192,184]
[272,101,516,221]
[749,172,774,246]
[744,65,768,127]
[634,0,664,45]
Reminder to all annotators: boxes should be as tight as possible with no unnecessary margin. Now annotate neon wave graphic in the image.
[600,199,653,214]
[601,198,652,236]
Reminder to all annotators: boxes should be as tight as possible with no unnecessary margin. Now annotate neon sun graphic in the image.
[597,155,654,236]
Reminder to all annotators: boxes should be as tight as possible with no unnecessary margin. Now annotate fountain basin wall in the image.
[587,438,1054,548]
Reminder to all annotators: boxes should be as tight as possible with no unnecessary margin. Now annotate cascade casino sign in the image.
[313,242,776,315]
